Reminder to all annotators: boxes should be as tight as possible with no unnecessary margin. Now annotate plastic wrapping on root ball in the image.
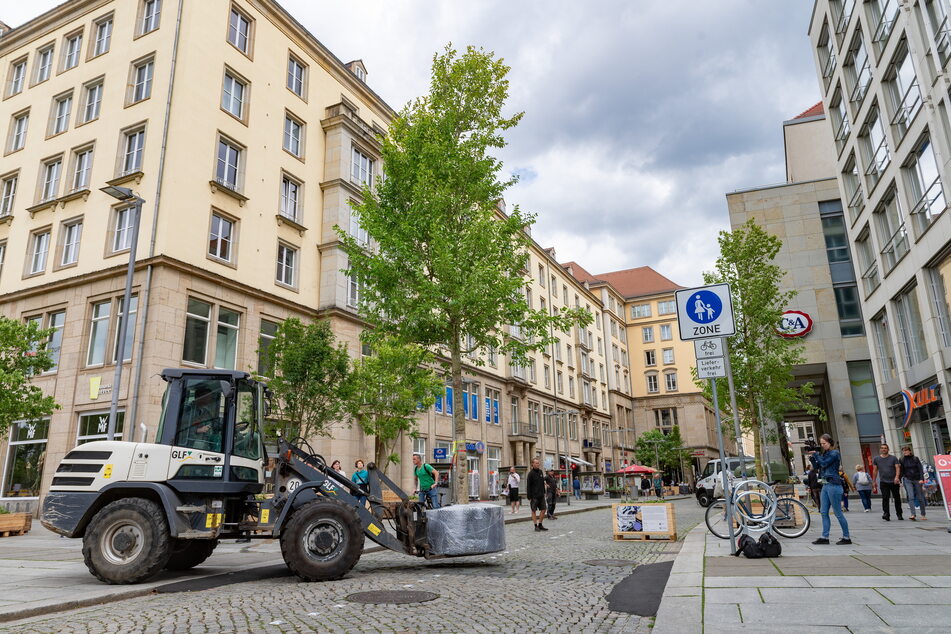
[424,503,506,556]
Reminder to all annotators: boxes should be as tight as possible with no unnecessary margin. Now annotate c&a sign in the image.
[776,310,813,338]
[901,384,941,428]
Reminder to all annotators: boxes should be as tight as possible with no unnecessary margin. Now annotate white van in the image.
[694,456,755,507]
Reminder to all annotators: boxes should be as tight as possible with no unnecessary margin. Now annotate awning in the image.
[561,456,594,467]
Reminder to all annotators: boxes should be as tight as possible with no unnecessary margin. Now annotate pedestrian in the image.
[330,459,347,478]
[527,458,548,532]
[808,433,851,545]
[640,476,650,496]
[872,444,903,521]
[852,464,873,512]
[507,466,521,514]
[412,453,440,509]
[805,465,822,508]
[545,470,558,520]
[351,459,369,505]
[652,473,664,499]
[572,475,582,500]
[899,446,927,521]
[838,466,853,512]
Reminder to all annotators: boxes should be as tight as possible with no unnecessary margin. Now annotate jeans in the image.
[819,483,849,539]
[573,488,582,500]
[842,491,849,510]
[857,489,872,510]
[420,487,440,509]
[547,495,557,518]
[902,479,927,517]
[880,481,902,518]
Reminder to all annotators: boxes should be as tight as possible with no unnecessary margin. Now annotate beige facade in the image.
[808,0,951,463]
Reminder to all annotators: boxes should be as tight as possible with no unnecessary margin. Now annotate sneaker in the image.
[898,516,904,521]
[836,538,852,545]
[539,524,549,531]
[812,538,830,545]
[882,515,890,521]
[864,509,870,513]
[910,516,916,521]
[534,524,541,532]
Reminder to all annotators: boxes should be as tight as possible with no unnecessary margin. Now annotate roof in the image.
[561,261,601,285]
[592,266,683,299]
[792,102,824,120]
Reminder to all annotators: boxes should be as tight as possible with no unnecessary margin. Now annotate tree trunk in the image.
[751,417,766,481]
[450,339,467,505]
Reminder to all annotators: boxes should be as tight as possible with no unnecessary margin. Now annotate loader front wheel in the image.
[82,498,171,584]
[280,498,364,581]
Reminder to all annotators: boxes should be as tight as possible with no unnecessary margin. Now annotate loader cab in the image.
[156,369,267,493]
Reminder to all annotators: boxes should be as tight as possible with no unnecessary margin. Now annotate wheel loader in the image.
[42,368,503,584]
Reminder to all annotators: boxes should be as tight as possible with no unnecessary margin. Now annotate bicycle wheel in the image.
[771,498,811,538]
[705,500,731,539]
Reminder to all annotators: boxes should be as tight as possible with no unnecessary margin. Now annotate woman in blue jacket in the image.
[808,434,851,545]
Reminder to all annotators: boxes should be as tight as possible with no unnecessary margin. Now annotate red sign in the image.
[776,310,813,338]
[935,455,951,521]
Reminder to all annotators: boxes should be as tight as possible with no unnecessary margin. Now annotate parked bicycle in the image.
[705,479,811,539]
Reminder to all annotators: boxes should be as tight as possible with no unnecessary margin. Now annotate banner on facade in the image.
[934,454,951,521]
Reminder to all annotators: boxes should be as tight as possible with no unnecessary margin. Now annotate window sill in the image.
[206,253,237,269]
[26,200,58,218]
[58,188,91,205]
[275,280,299,293]
[107,171,144,187]
[275,214,307,236]
[209,180,248,206]
[0,214,12,225]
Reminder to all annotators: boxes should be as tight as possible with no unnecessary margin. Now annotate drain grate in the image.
[346,590,439,605]
[583,559,638,567]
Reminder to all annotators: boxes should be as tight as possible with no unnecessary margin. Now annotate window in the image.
[9,111,28,152]
[280,175,301,221]
[0,174,17,216]
[208,213,234,262]
[844,30,871,105]
[856,228,880,295]
[87,301,111,365]
[927,266,951,348]
[646,374,659,393]
[92,15,113,56]
[556,370,563,393]
[257,319,279,375]
[228,6,252,54]
[833,284,864,335]
[544,364,550,389]
[276,243,296,287]
[551,275,557,294]
[71,147,93,192]
[77,411,124,445]
[61,219,82,266]
[884,44,921,138]
[568,375,575,397]
[642,326,654,343]
[122,128,145,175]
[34,45,54,84]
[654,408,678,429]
[538,264,546,286]
[905,137,945,236]
[130,57,154,103]
[348,266,361,308]
[925,0,951,65]
[529,359,537,383]
[820,213,850,265]
[662,348,674,364]
[868,0,899,46]
[657,300,675,315]
[830,86,850,153]
[214,308,239,369]
[871,311,897,379]
[62,32,83,71]
[818,22,836,89]
[0,241,5,279]
[46,311,66,371]
[645,349,656,366]
[660,324,672,340]
[183,298,212,365]
[221,71,247,119]
[40,157,62,202]
[843,153,864,221]
[349,208,368,245]
[3,419,49,498]
[140,0,161,34]
[81,79,103,123]
[112,206,135,252]
[215,137,242,190]
[50,93,73,135]
[893,286,927,366]
[665,372,678,391]
[283,114,303,157]
[832,0,855,36]
[113,296,138,363]
[7,59,26,96]
[287,55,305,97]
[631,303,651,318]
[859,107,889,189]
[351,147,374,187]
[874,187,908,272]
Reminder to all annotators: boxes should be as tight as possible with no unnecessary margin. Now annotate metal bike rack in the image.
[731,479,778,541]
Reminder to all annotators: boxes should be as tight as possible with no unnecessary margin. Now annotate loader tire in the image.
[82,498,171,584]
[164,539,218,571]
[280,498,364,581]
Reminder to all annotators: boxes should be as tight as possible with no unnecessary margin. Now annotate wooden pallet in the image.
[613,532,676,542]
[0,513,31,537]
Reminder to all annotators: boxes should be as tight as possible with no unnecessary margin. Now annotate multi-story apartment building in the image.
[808,0,951,462]
[726,103,885,476]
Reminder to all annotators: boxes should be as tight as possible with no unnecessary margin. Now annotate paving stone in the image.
[876,587,951,605]
[663,572,702,588]
[913,576,951,587]
[734,602,884,626]
[703,602,741,624]
[759,587,890,604]
[704,575,810,588]
[869,604,951,627]
[804,575,927,588]
[704,588,762,603]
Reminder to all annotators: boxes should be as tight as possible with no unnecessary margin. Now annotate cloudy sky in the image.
[7,1,820,286]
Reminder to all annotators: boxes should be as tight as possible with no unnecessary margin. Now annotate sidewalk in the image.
[0,495,630,623]
[654,504,951,632]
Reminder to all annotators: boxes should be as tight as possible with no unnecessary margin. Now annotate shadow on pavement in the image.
[605,560,674,616]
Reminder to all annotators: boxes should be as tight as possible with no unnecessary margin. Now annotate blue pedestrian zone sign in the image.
[675,283,735,340]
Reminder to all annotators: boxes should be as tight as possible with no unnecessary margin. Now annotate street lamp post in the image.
[100,185,144,442]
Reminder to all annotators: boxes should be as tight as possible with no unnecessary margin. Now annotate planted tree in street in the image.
[698,219,824,479]
[346,338,443,469]
[633,427,691,475]
[339,45,590,503]
[0,317,58,436]
[257,318,352,441]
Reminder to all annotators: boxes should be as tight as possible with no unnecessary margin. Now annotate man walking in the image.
[872,444,902,521]
[412,453,440,509]
[899,446,927,521]
[527,458,548,532]
[545,470,558,520]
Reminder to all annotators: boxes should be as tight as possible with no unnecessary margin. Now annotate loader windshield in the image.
[175,378,228,453]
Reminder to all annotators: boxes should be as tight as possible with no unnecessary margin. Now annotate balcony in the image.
[910,177,946,237]
[510,421,538,440]
[582,438,602,452]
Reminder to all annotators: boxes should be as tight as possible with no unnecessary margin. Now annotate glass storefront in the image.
[3,419,50,498]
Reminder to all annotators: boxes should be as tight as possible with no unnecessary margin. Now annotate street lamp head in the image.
[100,185,137,201]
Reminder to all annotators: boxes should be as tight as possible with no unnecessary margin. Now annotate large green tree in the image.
[633,427,691,475]
[0,317,58,435]
[339,46,589,503]
[257,318,352,442]
[346,338,443,470]
[698,219,824,479]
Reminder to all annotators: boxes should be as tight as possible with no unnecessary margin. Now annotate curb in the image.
[651,523,706,634]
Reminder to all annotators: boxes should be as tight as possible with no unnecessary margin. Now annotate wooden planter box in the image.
[0,513,31,536]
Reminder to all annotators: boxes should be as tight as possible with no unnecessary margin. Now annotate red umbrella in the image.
[616,464,656,474]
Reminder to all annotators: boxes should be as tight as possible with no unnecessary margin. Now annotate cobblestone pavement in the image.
[4,499,704,634]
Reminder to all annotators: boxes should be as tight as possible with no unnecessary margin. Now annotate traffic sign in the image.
[694,337,725,359]
[676,283,735,340]
[696,357,726,378]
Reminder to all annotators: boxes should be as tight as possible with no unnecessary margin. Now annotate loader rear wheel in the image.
[280,498,364,581]
[164,539,218,571]
[82,497,171,584]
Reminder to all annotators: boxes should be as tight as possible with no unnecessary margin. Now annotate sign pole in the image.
[723,340,747,478]
[711,377,737,554]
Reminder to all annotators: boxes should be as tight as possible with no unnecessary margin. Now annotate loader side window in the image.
[175,379,227,453]
[233,381,262,461]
